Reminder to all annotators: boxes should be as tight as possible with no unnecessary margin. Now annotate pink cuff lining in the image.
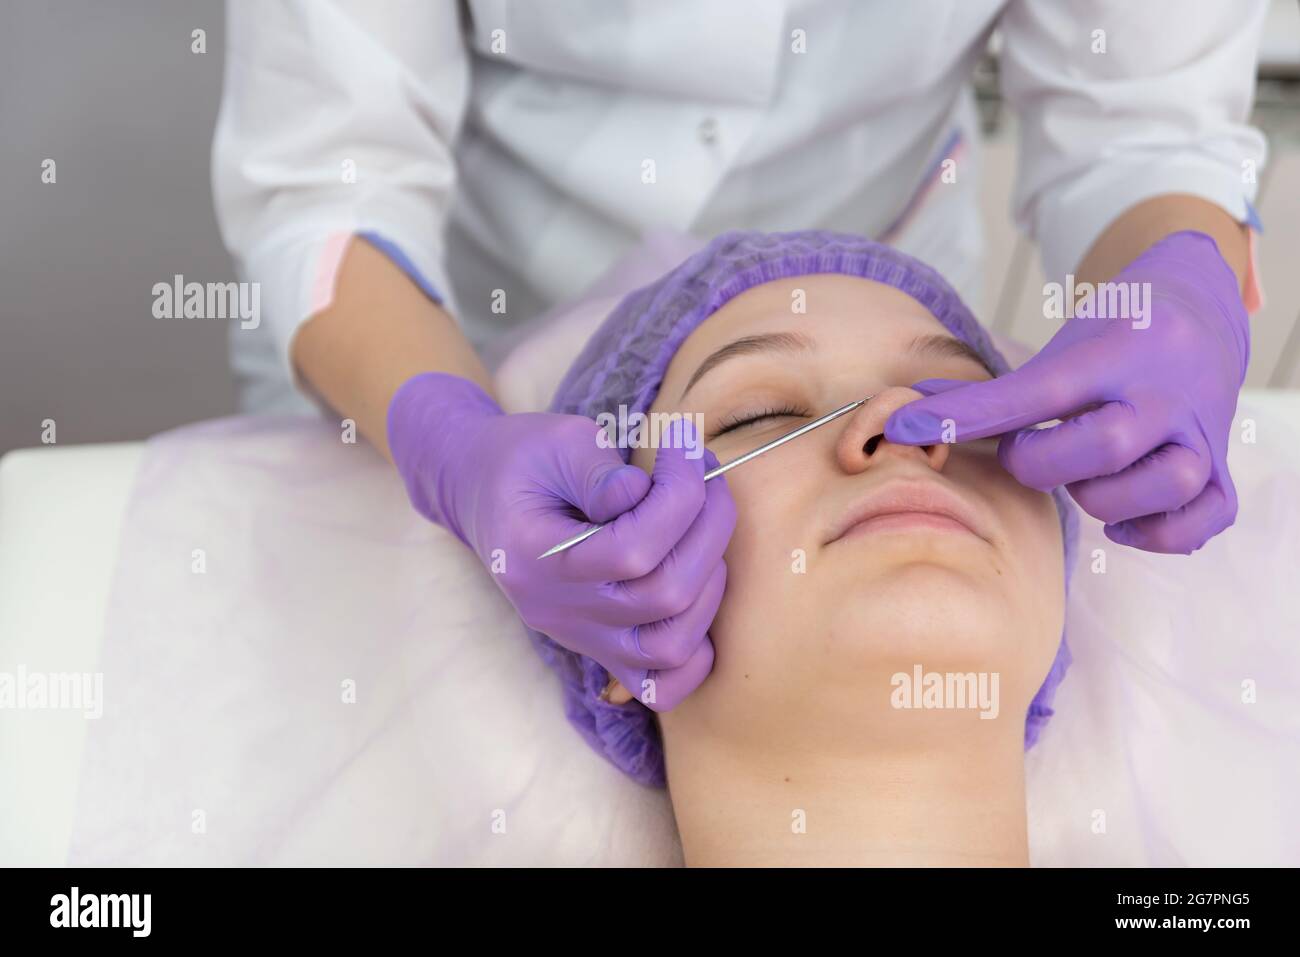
[308,232,355,318]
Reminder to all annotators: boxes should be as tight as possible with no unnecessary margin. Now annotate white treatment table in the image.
[3,390,1298,865]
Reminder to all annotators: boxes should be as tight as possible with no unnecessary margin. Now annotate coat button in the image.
[697,116,719,145]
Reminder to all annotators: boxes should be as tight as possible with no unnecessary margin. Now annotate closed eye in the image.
[712,403,808,437]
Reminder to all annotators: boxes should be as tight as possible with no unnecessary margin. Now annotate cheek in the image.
[951,450,1065,604]
[986,473,1067,638]
[1001,481,1063,577]
[629,445,652,473]
[959,450,1061,559]
[713,482,774,632]
[708,466,819,660]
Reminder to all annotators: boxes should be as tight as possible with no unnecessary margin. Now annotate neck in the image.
[665,729,1029,867]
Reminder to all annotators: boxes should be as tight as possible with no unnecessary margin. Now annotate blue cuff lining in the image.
[356,230,445,304]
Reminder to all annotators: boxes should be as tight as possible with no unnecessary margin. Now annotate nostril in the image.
[864,433,883,455]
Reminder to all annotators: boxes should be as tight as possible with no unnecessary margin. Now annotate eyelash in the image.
[713,403,808,437]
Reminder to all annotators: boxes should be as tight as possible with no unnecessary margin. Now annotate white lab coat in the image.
[212,0,1268,413]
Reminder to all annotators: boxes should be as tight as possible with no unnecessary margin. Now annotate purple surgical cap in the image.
[532,229,1078,787]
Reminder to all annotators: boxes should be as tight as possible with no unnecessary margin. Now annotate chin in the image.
[827,563,1011,672]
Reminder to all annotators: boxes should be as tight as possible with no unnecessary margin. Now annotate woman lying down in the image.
[533,231,1076,866]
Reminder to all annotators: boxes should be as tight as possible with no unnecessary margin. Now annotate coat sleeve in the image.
[212,0,470,383]
[998,0,1268,282]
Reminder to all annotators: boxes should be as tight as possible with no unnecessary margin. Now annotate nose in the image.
[834,386,951,475]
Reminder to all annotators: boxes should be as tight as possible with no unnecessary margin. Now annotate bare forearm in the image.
[291,237,494,461]
[1075,193,1250,290]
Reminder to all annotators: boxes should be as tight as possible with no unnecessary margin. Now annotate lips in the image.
[824,478,990,545]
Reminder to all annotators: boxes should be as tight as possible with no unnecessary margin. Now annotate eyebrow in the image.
[678,329,994,401]
[907,333,996,378]
[678,331,814,400]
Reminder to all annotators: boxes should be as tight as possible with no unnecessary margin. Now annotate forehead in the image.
[657,274,955,394]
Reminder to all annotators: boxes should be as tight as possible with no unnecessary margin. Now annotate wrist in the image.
[1121,231,1251,382]
[387,372,503,538]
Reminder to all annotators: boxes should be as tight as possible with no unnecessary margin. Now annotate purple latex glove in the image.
[387,372,735,709]
[885,230,1250,554]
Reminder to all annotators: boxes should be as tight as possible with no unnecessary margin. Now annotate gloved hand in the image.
[885,230,1250,554]
[387,372,734,708]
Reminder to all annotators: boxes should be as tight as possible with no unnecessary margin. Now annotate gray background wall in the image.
[2,2,1298,458]
[1,1,237,456]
